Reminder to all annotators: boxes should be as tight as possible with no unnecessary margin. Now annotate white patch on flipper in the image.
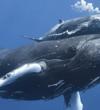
[0,63,42,87]
[67,92,83,110]
[39,61,47,71]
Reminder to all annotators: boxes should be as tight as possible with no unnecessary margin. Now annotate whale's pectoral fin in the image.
[0,58,67,88]
[64,91,83,110]
[0,61,47,88]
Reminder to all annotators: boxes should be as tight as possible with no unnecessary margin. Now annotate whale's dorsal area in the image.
[29,14,100,42]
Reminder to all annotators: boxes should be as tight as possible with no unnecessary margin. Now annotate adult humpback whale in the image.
[0,15,100,110]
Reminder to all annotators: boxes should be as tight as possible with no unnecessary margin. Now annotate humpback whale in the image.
[31,14,100,42]
[0,15,100,110]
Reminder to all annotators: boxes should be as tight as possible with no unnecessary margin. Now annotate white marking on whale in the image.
[67,92,83,110]
[0,63,42,87]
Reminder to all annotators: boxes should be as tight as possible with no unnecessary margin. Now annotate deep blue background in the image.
[0,0,100,110]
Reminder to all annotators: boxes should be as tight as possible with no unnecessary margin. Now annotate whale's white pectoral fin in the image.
[0,61,47,87]
[64,92,83,110]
